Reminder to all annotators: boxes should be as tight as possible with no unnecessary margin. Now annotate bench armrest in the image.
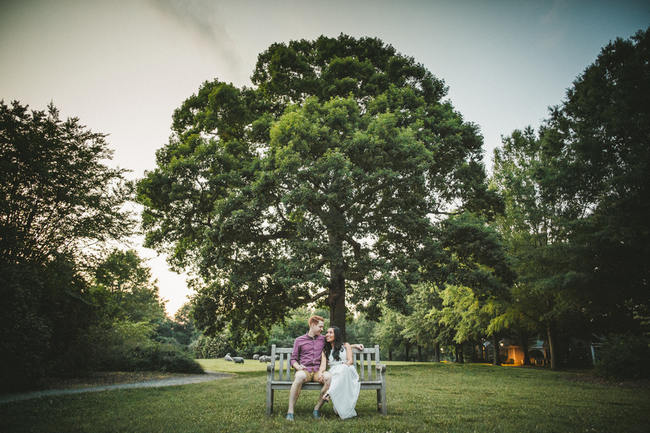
[375,363,387,373]
[267,363,274,373]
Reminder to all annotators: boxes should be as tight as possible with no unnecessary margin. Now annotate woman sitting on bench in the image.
[315,326,361,419]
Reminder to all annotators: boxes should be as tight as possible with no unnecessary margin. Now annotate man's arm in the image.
[290,338,303,370]
[350,343,364,351]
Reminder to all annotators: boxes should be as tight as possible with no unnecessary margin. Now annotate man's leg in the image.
[288,370,308,416]
[314,371,332,411]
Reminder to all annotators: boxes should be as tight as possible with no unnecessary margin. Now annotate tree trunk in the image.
[388,349,393,361]
[434,342,441,362]
[519,332,531,366]
[547,325,558,370]
[418,345,422,362]
[328,234,346,339]
[492,334,500,365]
[455,343,464,363]
[405,342,411,361]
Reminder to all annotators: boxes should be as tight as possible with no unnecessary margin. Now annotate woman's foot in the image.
[322,394,330,402]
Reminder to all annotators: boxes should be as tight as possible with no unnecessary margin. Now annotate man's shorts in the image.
[301,370,322,382]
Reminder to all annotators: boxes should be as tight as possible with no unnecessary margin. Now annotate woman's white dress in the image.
[327,346,360,419]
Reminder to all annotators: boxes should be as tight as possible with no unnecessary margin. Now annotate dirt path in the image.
[0,371,232,404]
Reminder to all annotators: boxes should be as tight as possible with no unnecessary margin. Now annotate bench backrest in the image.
[269,344,382,382]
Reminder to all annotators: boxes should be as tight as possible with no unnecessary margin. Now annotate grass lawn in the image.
[1,360,649,432]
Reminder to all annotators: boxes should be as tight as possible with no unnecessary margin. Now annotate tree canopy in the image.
[0,101,133,264]
[490,28,650,368]
[0,100,134,388]
[137,35,496,337]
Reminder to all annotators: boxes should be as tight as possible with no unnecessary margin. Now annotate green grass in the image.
[2,361,649,432]
[197,358,268,374]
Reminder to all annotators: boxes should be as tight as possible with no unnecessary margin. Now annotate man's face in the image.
[311,320,324,336]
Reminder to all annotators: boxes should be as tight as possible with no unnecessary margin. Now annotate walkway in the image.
[0,371,232,404]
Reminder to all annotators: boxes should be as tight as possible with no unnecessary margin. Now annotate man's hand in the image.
[352,343,365,351]
[317,373,326,383]
[294,363,305,371]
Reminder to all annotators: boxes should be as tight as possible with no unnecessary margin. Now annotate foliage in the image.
[345,313,377,347]
[83,250,202,373]
[594,334,650,380]
[137,34,496,338]
[170,302,201,346]
[491,126,585,368]
[372,306,408,360]
[490,28,650,368]
[91,249,166,323]
[0,100,133,263]
[0,258,92,389]
[83,319,202,374]
[0,100,135,389]
[191,334,228,359]
[544,28,650,333]
[401,283,445,358]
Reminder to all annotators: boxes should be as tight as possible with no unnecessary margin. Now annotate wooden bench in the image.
[266,344,387,415]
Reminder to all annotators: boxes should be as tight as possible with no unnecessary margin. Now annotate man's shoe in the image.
[285,413,294,421]
[312,410,321,419]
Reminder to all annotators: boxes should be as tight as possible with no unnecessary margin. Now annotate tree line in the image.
[0,102,201,392]
[2,29,648,388]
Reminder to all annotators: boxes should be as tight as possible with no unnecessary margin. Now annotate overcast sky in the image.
[2,0,648,315]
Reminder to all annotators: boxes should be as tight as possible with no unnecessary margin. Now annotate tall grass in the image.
[2,361,648,432]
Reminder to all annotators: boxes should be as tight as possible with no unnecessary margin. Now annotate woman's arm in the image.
[345,343,353,366]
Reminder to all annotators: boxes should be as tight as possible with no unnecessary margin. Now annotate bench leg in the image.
[266,385,273,415]
[376,389,381,412]
[379,386,387,415]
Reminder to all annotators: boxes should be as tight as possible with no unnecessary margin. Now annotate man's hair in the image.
[308,315,325,327]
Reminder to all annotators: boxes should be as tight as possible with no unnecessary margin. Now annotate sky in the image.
[2,0,648,316]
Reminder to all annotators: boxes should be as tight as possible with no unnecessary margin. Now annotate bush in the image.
[594,334,650,380]
[191,334,231,358]
[130,343,203,373]
[84,320,203,374]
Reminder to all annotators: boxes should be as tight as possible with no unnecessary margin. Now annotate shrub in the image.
[84,320,203,374]
[594,334,650,380]
[191,334,230,358]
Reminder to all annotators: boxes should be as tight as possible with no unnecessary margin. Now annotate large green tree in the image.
[138,35,495,337]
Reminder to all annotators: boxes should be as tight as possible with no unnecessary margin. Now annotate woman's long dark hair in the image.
[323,326,344,361]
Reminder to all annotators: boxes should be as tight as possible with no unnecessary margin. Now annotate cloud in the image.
[149,0,243,80]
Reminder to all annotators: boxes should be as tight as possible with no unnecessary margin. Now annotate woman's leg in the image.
[314,371,332,411]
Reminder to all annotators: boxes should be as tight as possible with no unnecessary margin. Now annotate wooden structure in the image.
[265,344,387,415]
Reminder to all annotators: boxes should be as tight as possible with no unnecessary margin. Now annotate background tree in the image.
[86,249,202,373]
[138,35,496,338]
[402,283,445,362]
[0,101,133,263]
[491,28,650,368]
[372,306,408,361]
[544,28,650,333]
[92,249,166,324]
[491,127,585,369]
[0,100,133,389]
